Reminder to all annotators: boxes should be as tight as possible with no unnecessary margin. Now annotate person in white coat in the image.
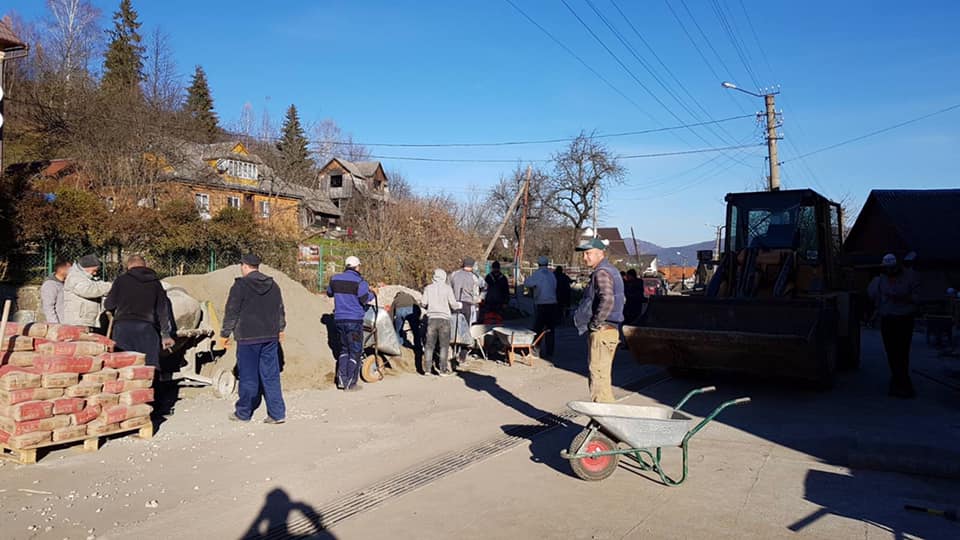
[62,254,112,329]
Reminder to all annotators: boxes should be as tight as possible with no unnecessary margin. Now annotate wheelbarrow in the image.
[360,296,390,383]
[492,326,548,366]
[560,386,750,483]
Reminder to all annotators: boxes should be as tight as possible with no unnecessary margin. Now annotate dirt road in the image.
[1,326,958,540]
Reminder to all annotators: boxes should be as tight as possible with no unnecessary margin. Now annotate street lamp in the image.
[676,251,686,291]
[721,80,781,191]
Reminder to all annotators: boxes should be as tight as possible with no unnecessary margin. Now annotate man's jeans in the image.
[394,305,422,349]
[335,320,364,389]
[235,340,286,421]
[423,318,451,374]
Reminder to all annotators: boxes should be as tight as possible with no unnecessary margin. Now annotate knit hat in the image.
[881,253,897,267]
[491,261,501,269]
[904,251,917,262]
[241,253,261,266]
[462,257,475,268]
[537,255,549,266]
[78,254,100,268]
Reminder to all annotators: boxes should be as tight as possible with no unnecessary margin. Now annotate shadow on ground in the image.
[242,488,336,540]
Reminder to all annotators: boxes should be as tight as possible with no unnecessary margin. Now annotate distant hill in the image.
[625,240,715,265]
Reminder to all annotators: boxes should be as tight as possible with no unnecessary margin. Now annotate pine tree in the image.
[277,104,314,183]
[101,0,145,93]
[184,65,220,142]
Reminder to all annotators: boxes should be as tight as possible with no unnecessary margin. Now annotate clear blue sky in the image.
[7,0,959,246]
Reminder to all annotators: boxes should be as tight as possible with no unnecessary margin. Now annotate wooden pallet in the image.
[0,423,154,464]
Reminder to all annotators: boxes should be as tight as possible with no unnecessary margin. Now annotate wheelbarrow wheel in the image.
[212,368,236,399]
[361,354,385,383]
[568,429,619,481]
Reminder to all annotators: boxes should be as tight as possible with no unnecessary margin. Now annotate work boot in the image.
[228,413,250,422]
[264,417,286,424]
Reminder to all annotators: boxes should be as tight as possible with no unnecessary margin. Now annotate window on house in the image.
[259,200,271,218]
[225,160,259,180]
[227,196,241,209]
[195,193,210,212]
[330,174,343,188]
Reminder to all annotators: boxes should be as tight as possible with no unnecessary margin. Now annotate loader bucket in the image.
[624,296,838,384]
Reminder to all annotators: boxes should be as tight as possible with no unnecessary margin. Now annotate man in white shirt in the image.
[524,256,559,359]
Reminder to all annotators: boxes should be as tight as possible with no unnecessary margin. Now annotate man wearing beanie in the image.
[449,256,483,362]
[63,254,113,328]
[222,254,287,423]
[420,268,462,376]
[524,256,559,359]
[326,255,371,391]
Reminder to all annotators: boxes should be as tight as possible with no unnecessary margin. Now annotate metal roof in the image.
[846,188,960,263]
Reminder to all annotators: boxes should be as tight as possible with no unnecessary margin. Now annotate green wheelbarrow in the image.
[560,386,750,483]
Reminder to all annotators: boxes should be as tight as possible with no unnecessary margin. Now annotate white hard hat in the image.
[345,256,361,268]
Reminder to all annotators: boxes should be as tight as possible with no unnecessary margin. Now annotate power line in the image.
[324,114,754,148]
[678,0,739,87]
[736,0,776,81]
[709,0,762,89]
[782,102,960,163]
[367,143,764,164]
[502,0,659,124]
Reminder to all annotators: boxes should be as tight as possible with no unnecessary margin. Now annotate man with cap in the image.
[524,256,559,359]
[868,253,920,398]
[483,261,510,317]
[63,254,113,329]
[449,256,484,362]
[222,254,287,423]
[326,255,372,391]
[103,254,175,369]
[573,237,625,403]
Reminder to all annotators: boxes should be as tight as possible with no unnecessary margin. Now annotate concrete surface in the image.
[1,325,958,540]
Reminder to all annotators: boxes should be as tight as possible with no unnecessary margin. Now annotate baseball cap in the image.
[537,256,549,266]
[575,237,607,251]
[78,254,101,268]
[345,256,361,268]
[881,253,897,267]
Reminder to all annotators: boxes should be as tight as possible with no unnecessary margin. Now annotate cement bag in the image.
[448,314,472,346]
[362,308,402,357]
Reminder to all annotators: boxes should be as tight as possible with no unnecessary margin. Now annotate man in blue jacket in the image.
[222,254,287,424]
[326,256,372,391]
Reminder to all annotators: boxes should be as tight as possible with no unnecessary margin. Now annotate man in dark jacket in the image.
[326,255,371,391]
[103,255,174,368]
[222,254,287,423]
[483,261,510,315]
[574,238,625,403]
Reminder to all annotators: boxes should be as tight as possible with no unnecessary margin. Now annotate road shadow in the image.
[787,469,960,539]
[456,369,552,422]
[242,488,336,539]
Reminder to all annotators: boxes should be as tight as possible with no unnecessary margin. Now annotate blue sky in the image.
[7,0,959,246]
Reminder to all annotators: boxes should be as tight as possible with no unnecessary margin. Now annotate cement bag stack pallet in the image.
[0,322,155,464]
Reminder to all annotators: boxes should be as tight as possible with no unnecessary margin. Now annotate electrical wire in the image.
[782,102,960,162]
[366,143,763,163]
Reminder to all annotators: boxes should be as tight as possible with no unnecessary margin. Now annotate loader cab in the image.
[722,189,843,296]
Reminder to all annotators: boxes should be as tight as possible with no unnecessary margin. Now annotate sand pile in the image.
[165,265,335,390]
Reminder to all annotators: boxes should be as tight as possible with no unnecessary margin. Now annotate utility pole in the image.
[514,166,532,297]
[722,82,781,192]
[630,226,641,270]
[712,225,725,260]
[591,183,600,233]
[482,167,530,263]
[764,93,781,191]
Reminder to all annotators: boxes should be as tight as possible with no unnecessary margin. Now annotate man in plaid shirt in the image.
[573,237,625,402]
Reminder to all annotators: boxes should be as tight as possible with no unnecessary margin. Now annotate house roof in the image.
[596,227,630,257]
[284,184,342,217]
[846,188,960,263]
[0,17,27,51]
[322,158,384,180]
[165,141,301,199]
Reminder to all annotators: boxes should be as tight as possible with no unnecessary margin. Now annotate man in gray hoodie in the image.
[40,259,71,324]
[421,268,462,376]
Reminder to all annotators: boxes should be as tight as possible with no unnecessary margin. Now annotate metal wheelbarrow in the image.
[560,386,750,484]
[492,326,548,366]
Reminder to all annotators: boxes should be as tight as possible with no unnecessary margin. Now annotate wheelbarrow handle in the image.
[673,385,717,411]
[682,396,751,445]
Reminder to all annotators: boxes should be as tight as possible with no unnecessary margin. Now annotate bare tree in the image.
[384,168,412,200]
[545,132,626,263]
[42,0,101,82]
[311,118,369,165]
[238,102,256,138]
[143,27,181,112]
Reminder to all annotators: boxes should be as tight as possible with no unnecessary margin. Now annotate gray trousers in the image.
[424,317,451,373]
